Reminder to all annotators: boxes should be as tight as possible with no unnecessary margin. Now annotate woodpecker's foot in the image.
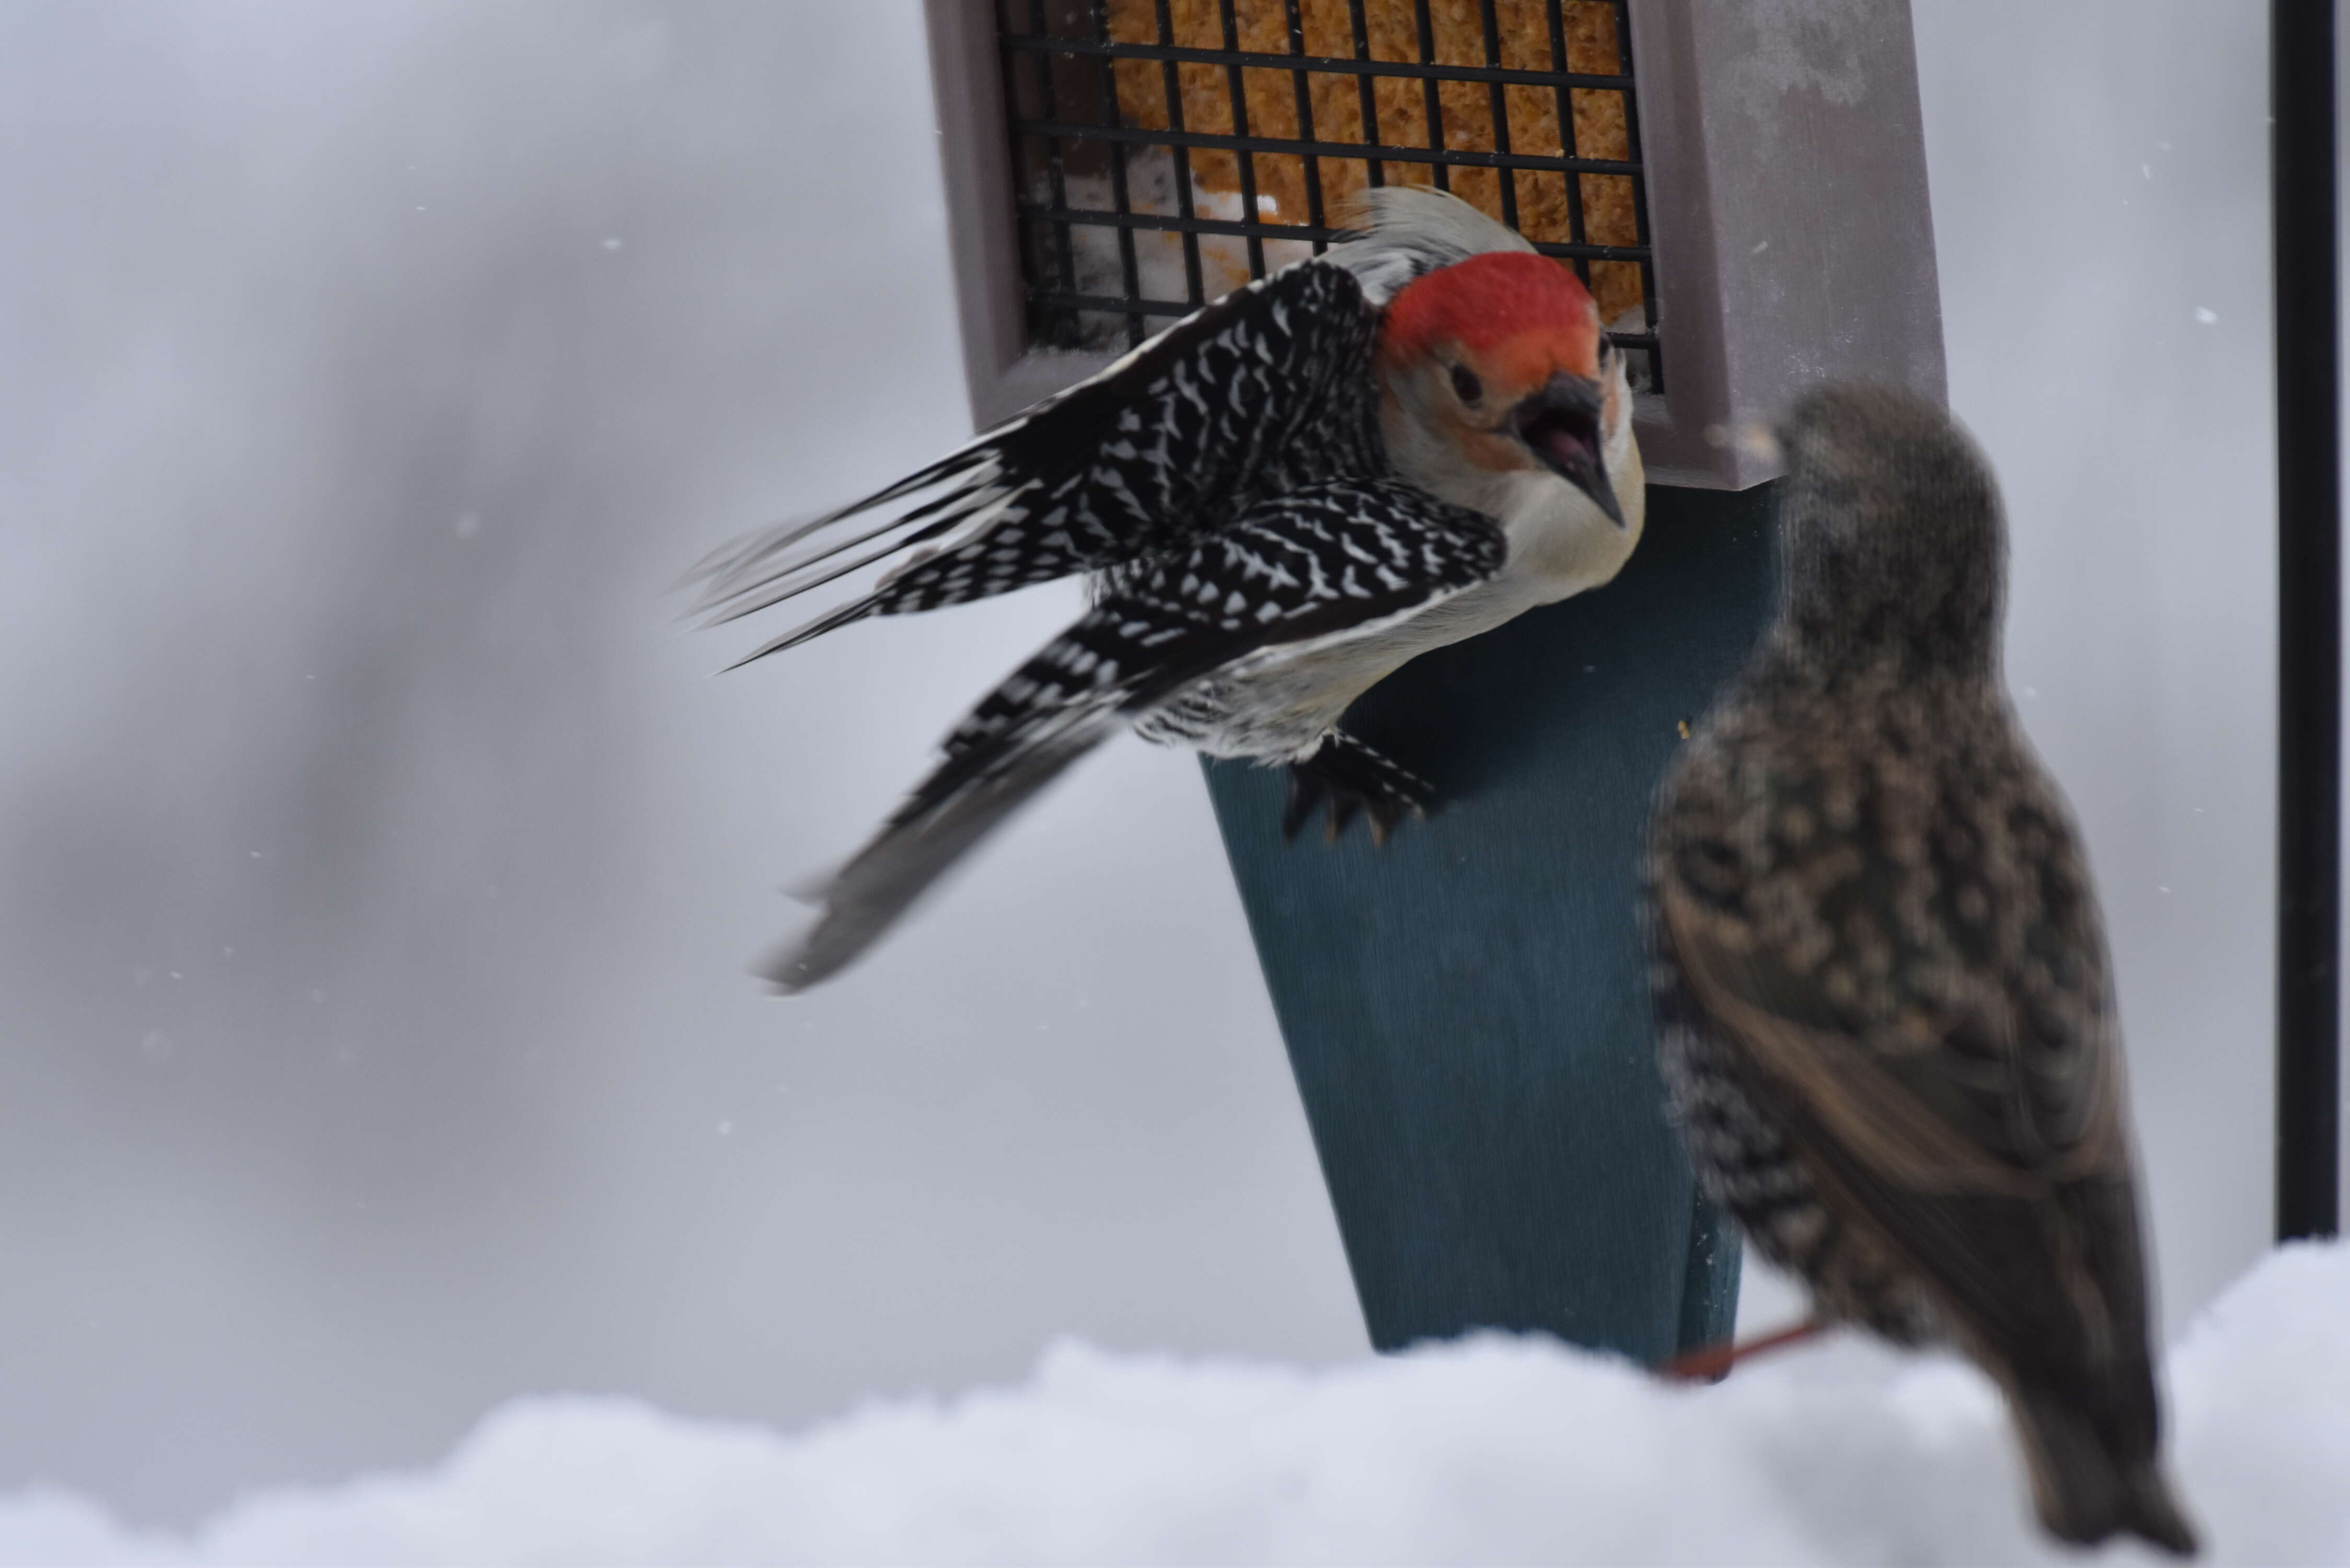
[1658,1318,1826,1383]
[1282,733,1433,846]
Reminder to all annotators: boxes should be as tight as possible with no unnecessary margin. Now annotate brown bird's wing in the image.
[1655,751,2194,1552]
[1655,773,2132,1343]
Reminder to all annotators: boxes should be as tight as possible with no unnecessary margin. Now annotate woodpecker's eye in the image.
[1449,364,1483,404]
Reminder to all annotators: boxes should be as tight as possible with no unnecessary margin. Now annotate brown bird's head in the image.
[1773,384,2006,678]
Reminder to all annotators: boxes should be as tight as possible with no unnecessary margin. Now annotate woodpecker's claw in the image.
[1282,733,1433,845]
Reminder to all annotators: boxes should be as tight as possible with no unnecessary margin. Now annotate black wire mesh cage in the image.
[997,0,1662,390]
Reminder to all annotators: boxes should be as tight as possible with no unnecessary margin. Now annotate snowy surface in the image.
[5,1243,2341,1567]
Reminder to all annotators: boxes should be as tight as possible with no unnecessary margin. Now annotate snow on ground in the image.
[3,1243,2342,1567]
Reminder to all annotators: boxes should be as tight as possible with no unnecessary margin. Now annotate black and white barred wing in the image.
[764,480,1503,991]
[685,260,1386,666]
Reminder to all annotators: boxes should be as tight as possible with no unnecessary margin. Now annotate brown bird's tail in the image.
[2007,1374,2199,1556]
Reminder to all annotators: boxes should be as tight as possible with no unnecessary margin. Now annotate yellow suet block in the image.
[1099,0,1643,326]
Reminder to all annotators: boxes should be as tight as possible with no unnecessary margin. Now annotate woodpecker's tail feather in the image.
[760,710,1115,993]
[2007,1376,2198,1556]
[752,570,1258,989]
[681,444,1019,627]
[758,481,1508,988]
[754,591,1200,989]
[716,595,885,673]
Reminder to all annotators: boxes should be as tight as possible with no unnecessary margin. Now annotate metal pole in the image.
[2274,0,2342,1242]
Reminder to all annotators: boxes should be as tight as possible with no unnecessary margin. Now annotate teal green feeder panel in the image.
[1205,482,1776,1363]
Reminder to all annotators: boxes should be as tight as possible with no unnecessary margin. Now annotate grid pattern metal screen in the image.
[998,0,1660,389]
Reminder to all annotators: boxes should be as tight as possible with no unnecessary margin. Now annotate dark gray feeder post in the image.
[924,0,1943,1362]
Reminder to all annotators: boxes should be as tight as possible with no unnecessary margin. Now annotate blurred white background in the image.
[0,0,2322,1527]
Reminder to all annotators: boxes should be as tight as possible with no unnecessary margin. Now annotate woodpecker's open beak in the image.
[1512,372,1623,527]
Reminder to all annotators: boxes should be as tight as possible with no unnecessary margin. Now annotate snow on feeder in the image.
[921,0,1945,1362]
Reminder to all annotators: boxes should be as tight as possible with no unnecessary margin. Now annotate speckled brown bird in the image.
[1647,384,2198,1555]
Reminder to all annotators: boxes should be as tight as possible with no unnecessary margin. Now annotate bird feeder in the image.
[923,0,1944,1361]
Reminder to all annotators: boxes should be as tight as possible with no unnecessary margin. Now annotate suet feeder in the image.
[923,0,1945,1359]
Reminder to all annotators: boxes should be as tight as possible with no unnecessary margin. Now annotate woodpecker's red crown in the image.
[1376,250,1602,385]
[1373,250,1619,520]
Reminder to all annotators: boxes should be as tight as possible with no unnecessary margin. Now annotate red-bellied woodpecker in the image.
[690,188,1644,990]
